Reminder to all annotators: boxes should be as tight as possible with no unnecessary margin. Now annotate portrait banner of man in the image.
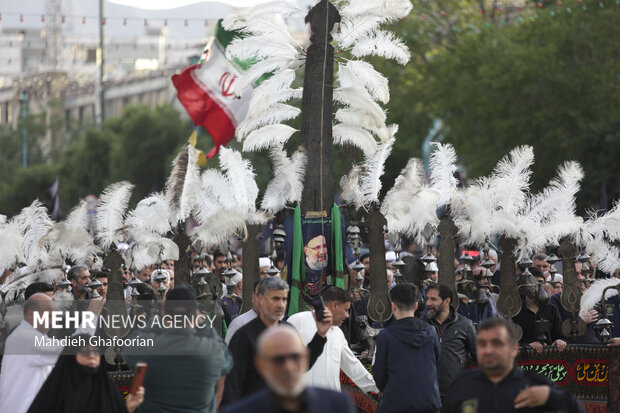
[302,219,332,302]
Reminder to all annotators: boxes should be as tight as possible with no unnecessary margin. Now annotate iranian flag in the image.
[172,20,253,158]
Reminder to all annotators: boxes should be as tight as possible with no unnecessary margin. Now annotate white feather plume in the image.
[338,61,389,104]
[243,124,297,152]
[428,142,458,206]
[0,220,24,273]
[95,181,134,251]
[236,103,301,139]
[381,158,441,241]
[125,193,171,236]
[16,200,54,268]
[64,200,89,233]
[340,165,366,210]
[261,148,307,213]
[226,35,299,62]
[350,30,410,65]
[450,179,496,245]
[43,201,100,266]
[232,57,299,95]
[335,15,385,49]
[360,137,395,205]
[219,147,259,213]
[190,210,248,248]
[579,277,620,316]
[122,228,179,271]
[519,161,584,255]
[333,123,378,156]
[583,235,620,275]
[165,144,200,226]
[339,0,413,21]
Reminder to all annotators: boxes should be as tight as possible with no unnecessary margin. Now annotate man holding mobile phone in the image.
[288,287,379,394]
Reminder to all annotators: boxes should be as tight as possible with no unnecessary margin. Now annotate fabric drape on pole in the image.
[331,203,345,289]
[289,205,304,315]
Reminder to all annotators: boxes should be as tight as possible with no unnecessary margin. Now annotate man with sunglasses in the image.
[222,325,355,413]
[222,277,332,405]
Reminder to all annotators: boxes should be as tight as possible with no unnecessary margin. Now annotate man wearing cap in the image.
[259,256,274,278]
[221,273,243,326]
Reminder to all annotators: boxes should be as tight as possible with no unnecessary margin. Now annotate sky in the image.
[108,0,297,10]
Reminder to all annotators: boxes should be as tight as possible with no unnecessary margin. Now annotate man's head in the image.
[94,271,108,298]
[389,283,419,318]
[304,235,328,271]
[322,287,351,327]
[476,318,520,379]
[213,250,227,278]
[251,280,260,313]
[229,272,243,295]
[68,265,90,296]
[386,269,394,289]
[575,262,587,292]
[23,293,56,334]
[24,282,54,300]
[425,283,452,321]
[162,259,175,270]
[533,253,550,274]
[529,267,545,285]
[256,325,308,398]
[136,267,152,282]
[426,262,439,282]
[257,277,289,322]
[360,253,370,274]
[259,256,272,278]
[163,286,198,325]
[193,253,212,272]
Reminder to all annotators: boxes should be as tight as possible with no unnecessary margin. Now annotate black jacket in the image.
[426,310,477,399]
[222,387,356,413]
[373,316,441,413]
[442,365,585,413]
[548,292,600,344]
[222,316,326,405]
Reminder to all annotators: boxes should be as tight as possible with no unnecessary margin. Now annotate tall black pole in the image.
[299,0,340,213]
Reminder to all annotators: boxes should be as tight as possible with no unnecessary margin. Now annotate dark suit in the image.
[222,387,356,413]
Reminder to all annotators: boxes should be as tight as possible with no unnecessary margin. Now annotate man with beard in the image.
[222,277,332,405]
[443,319,585,413]
[222,326,355,413]
[425,283,477,402]
[303,233,330,301]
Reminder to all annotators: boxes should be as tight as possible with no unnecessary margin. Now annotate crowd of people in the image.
[0,242,619,413]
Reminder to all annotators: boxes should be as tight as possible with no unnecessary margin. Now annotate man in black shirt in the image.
[443,318,584,413]
[222,277,331,405]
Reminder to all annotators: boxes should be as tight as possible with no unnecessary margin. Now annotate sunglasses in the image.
[264,353,305,366]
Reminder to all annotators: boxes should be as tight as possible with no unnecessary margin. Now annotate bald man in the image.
[0,293,103,413]
[222,325,355,413]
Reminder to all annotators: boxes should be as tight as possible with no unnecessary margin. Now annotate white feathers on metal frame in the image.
[223,0,412,155]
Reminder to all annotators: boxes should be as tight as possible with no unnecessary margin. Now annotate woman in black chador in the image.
[28,334,144,413]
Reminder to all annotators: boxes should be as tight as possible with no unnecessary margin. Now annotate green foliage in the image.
[0,103,190,217]
[376,3,620,211]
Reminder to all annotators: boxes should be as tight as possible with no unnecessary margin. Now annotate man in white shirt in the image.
[0,293,102,413]
[225,280,259,345]
[287,287,378,394]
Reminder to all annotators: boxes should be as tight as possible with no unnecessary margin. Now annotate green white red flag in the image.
[172,20,253,158]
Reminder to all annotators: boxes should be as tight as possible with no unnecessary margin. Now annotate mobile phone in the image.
[312,297,325,321]
[130,362,147,395]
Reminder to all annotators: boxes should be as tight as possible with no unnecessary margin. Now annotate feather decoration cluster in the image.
[518,161,584,257]
[43,201,101,267]
[223,0,411,154]
[16,200,54,268]
[95,181,134,251]
[579,201,620,273]
[340,135,396,210]
[165,144,200,226]
[334,0,412,64]
[120,193,177,271]
[381,158,441,243]
[428,142,458,207]
[191,147,268,248]
[579,277,620,316]
[261,147,307,213]
[0,219,24,274]
[450,146,535,246]
[223,2,304,152]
